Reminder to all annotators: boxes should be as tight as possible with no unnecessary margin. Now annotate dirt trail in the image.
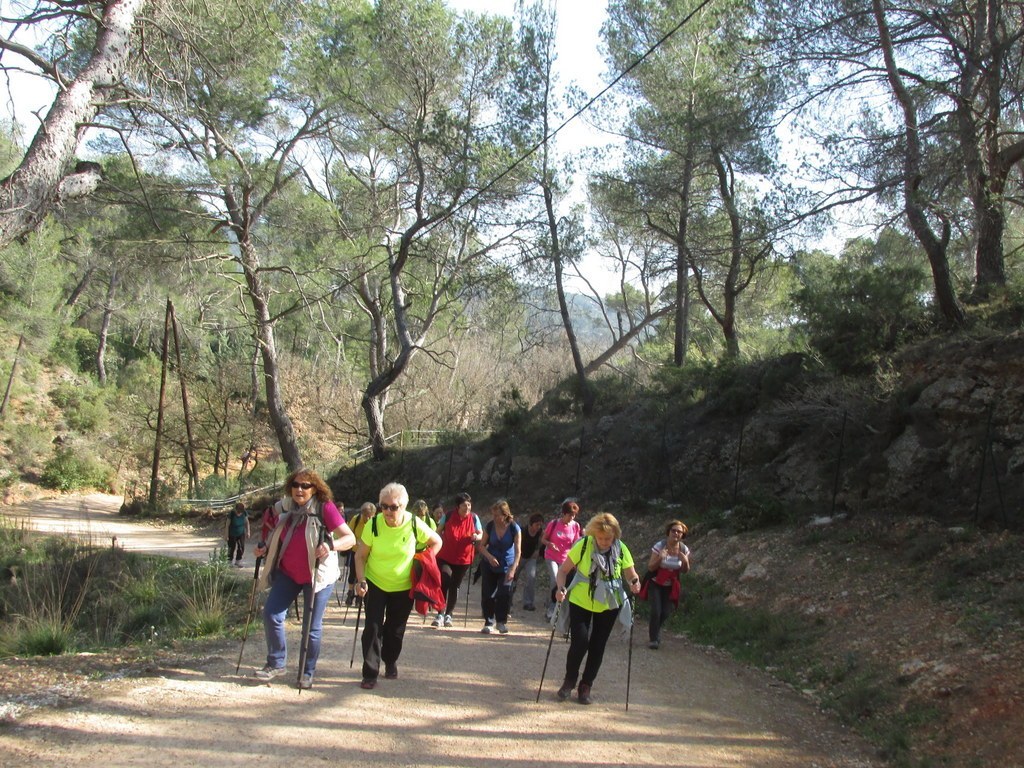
[0,496,883,767]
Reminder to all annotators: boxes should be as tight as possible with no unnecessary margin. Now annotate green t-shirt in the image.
[361,512,433,593]
[565,536,634,613]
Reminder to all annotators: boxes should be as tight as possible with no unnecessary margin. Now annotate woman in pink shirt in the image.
[540,499,582,619]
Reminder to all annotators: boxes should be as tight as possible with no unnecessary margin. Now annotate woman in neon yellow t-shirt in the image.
[354,482,441,689]
[553,512,642,705]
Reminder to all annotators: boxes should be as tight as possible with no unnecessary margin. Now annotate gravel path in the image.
[0,495,883,767]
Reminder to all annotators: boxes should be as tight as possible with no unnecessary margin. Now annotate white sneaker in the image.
[431,613,443,628]
[496,622,509,634]
[443,614,453,628]
[481,623,494,634]
[298,673,313,689]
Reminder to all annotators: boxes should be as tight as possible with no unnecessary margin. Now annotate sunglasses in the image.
[380,502,401,512]
[290,482,314,490]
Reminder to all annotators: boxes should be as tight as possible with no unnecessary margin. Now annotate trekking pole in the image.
[625,596,635,712]
[297,524,330,693]
[339,557,352,610]
[296,584,314,694]
[234,553,264,674]
[349,596,363,667]
[535,601,561,703]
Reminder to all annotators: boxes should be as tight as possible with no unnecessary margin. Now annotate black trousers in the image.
[648,582,675,642]
[480,568,511,624]
[564,601,621,687]
[439,560,470,616]
[360,581,413,681]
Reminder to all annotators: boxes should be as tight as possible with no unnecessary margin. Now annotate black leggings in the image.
[227,535,245,561]
[564,601,621,687]
[439,561,470,616]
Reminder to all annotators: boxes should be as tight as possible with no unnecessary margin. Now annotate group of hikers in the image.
[234,467,691,704]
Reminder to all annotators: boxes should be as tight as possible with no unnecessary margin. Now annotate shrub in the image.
[47,327,99,374]
[49,380,109,433]
[5,422,54,471]
[40,446,113,491]
[1,618,76,656]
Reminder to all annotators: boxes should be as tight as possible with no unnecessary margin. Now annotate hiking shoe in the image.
[431,613,443,628]
[481,623,494,634]
[545,605,555,620]
[496,622,509,634]
[443,614,453,628]
[345,591,355,607]
[556,679,575,701]
[254,665,285,681]
[577,683,593,705]
[384,665,398,680]
[359,678,376,690]
[649,640,660,650]
[298,673,313,690]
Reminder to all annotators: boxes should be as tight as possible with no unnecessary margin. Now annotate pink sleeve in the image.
[323,501,344,531]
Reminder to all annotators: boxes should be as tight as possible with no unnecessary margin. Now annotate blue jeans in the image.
[263,571,335,676]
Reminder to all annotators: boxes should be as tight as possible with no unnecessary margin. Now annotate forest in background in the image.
[1,0,1022,508]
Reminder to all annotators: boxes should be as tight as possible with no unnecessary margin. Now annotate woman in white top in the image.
[645,520,691,649]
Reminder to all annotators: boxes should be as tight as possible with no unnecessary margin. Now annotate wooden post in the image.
[149,300,172,509]
[169,301,200,497]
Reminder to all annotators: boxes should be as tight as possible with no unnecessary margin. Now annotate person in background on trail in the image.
[477,500,521,634]
[252,469,356,689]
[353,482,442,690]
[345,502,376,606]
[432,492,482,628]
[431,503,445,527]
[541,500,582,619]
[225,502,250,568]
[517,512,545,611]
[553,512,642,705]
[260,503,279,547]
[410,498,438,531]
[645,521,691,650]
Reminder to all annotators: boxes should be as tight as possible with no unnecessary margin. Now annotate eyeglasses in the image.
[290,482,314,490]
[380,502,401,512]
[669,528,685,534]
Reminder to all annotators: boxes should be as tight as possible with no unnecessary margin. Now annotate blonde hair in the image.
[411,499,430,518]
[490,499,513,523]
[584,512,621,540]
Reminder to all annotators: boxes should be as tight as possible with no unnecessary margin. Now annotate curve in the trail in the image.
[2,493,222,561]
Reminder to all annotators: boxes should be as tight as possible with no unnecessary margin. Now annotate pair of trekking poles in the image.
[235,531,333,694]
[534,597,636,711]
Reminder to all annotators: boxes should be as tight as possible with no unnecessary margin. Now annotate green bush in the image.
[5,422,54,471]
[792,235,931,374]
[47,327,99,374]
[49,381,110,433]
[40,446,113,491]
[2,618,76,656]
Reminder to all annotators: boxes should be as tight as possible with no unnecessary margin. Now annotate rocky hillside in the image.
[334,329,1024,767]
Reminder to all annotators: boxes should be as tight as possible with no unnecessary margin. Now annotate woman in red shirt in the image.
[431,492,482,627]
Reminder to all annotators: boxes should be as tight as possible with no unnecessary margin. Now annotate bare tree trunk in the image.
[711,150,742,359]
[0,335,25,418]
[96,269,120,385]
[873,0,966,327]
[673,148,696,366]
[544,186,594,415]
[0,0,143,248]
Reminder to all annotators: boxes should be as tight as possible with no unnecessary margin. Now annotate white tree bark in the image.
[0,0,144,248]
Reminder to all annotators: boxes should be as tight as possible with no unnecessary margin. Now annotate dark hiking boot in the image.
[556,678,575,701]
[577,683,593,705]
[345,590,355,607]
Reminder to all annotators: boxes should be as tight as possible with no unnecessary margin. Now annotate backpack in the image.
[370,512,443,614]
